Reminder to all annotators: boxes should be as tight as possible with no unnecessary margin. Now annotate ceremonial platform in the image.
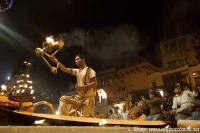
[1,126,200,133]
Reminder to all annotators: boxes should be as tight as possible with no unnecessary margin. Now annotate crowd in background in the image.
[95,82,200,122]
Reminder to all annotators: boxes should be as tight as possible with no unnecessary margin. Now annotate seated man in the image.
[141,91,164,121]
[191,85,200,120]
[121,105,129,120]
[110,107,123,120]
[171,84,198,120]
[50,54,97,117]
[162,90,175,121]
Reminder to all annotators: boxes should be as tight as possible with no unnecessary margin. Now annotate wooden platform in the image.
[0,107,167,127]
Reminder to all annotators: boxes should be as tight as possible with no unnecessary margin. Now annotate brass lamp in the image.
[35,36,64,74]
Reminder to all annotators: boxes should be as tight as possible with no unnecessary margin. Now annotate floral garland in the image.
[0,0,13,13]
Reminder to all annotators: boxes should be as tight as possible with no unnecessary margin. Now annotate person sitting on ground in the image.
[110,107,123,120]
[128,101,142,120]
[121,105,129,120]
[162,90,175,121]
[107,109,113,119]
[171,83,198,120]
[142,91,164,121]
[191,85,200,120]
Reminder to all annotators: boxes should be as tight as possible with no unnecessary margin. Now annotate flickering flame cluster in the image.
[12,73,34,95]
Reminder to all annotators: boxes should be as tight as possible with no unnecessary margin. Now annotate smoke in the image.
[87,24,141,60]
[59,24,142,61]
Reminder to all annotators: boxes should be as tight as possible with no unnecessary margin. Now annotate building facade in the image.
[96,34,200,113]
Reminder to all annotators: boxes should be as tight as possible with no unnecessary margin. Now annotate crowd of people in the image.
[95,83,200,122]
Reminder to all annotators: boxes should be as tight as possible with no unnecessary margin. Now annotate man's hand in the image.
[171,109,177,115]
[141,96,145,100]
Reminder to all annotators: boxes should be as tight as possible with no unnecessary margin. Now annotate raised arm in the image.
[49,55,72,74]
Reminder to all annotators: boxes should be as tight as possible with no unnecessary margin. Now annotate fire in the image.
[46,36,58,45]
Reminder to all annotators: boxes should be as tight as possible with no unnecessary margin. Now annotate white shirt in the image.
[181,90,198,105]
[121,111,129,120]
[172,94,181,109]
[72,67,96,86]
[172,91,198,109]
[72,67,96,97]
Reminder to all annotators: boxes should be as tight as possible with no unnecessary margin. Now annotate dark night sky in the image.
[0,0,200,93]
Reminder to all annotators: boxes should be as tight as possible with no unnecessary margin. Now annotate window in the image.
[152,81,156,88]
[179,59,187,66]
[168,61,177,68]
[177,39,186,49]
[169,42,178,52]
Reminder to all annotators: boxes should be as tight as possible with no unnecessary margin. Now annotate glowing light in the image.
[46,36,58,45]
[30,90,34,94]
[118,109,122,114]
[33,97,35,99]
[158,89,164,97]
[13,86,16,88]
[27,80,32,84]
[165,125,170,129]
[22,89,25,93]
[99,119,108,126]
[16,90,20,93]
[187,126,191,129]
[24,84,28,88]
[17,80,20,83]
[56,111,60,115]
[29,86,33,89]
[19,84,22,87]
[26,74,30,78]
[35,119,45,125]
[1,85,7,91]
[7,77,10,80]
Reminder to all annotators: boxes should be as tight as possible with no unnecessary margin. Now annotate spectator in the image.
[162,90,175,121]
[142,91,164,121]
[110,107,123,120]
[191,85,200,120]
[128,101,142,120]
[121,105,129,120]
[107,109,113,119]
[171,84,198,120]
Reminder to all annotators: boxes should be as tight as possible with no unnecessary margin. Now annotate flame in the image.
[30,90,34,94]
[46,36,58,45]
[56,111,60,115]
[24,84,28,88]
